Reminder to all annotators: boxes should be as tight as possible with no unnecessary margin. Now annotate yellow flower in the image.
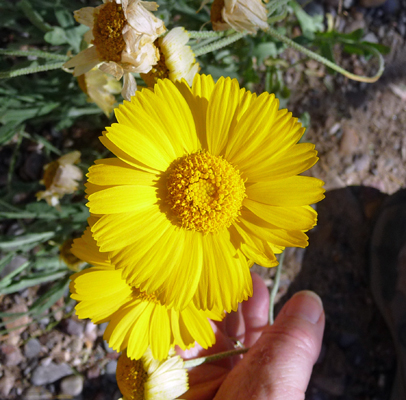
[211,0,268,34]
[78,68,122,116]
[116,348,188,400]
[85,74,325,313]
[69,224,221,360]
[64,0,166,100]
[36,151,83,207]
[141,27,200,88]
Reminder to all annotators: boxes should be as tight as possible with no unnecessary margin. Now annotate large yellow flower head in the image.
[116,348,188,400]
[70,224,221,360]
[85,74,325,313]
[141,27,200,88]
[64,0,166,100]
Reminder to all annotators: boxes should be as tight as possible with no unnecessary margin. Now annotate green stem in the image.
[194,32,245,57]
[18,0,53,33]
[269,251,285,325]
[268,8,288,24]
[267,26,384,83]
[0,49,68,61]
[183,347,249,369]
[0,62,65,79]
[188,30,226,39]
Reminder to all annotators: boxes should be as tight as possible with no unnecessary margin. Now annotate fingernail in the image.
[284,290,323,324]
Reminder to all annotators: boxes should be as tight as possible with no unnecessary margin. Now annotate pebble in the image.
[105,360,118,382]
[0,370,15,398]
[22,386,53,400]
[64,319,84,337]
[60,375,84,396]
[0,256,28,279]
[103,340,115,353]
[31,362,72,386]
[4,345,23,366]
[85,321,98,342]
[24,338,42,359]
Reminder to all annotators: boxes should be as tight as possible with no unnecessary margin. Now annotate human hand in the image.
[178,273,325,400]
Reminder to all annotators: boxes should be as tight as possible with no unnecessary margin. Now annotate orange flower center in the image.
[92,2,126,62]
[166,151,246,233]
[116,353,147,400]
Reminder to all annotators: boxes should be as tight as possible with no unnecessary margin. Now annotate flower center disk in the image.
[116,355,148,400]
[167,151,246,233]
[92,2,126,62]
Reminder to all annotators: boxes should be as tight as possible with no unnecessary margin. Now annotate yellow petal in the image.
[206,77,241,155]
[149,305,171,360]
[246,176,325,207]
[88,158,158,186]
[87,185,157,214]
[244,199,318,231]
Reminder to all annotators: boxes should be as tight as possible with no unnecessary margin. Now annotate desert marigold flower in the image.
[211,0,268,34]
[69,225,221,360]
[140,27,200,88]
[78,68,122,116]
[64,0,166,100]
[36,151,83,207]
[116,348,188,400]
[85,74,325,313]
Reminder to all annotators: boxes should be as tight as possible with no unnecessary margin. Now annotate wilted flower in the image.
[60,239,83,271]
[116,348,188,400]
[64,0,166,100]
[211,0,268,34]
[36,151,83,207]
[141,27,200,87]
[77,68,121,116]
[85,74,324,314]
[70,223,222,360]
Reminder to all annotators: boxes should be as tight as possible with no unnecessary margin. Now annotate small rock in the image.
[64,319,84,337]
[363,32,378,43]
[2,303,31,345]
[60,375,84,396]
[87,365,101,379]
[354,154,370,172]
[0,256,28,279]
[98,322,108,336]
[343,0,354,8]
[339,128,359,156]
[0,370,15,398]
[4,345,23,366]
[31,362,72,386]
[22,386,53,400]
[105,360,117,382]
[85,321,98,342]
[24,338,42,359]
[103,340,115,353]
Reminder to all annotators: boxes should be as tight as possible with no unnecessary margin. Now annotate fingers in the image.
[241,272,269,347]
[214,290,325,400]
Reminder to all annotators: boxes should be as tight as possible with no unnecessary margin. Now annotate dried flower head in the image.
[64,0,166,100]
[36,151,83,207]
[116,348,188,400]
[211,0,268,34]
[141,27,200,87]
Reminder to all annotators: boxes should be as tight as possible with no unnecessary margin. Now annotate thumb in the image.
[214,291,325,400]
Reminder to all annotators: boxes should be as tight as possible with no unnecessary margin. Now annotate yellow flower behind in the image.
[85,74,325,313]
[141,27,200,88]
[64,0,166,100]
[36,151,82,207]
[211,0,269,34]
[116,348,188,400]
[77,68,121,117]
[70,224,222,360]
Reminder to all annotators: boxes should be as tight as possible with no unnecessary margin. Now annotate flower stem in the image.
[193,32,245,57]
[269,251,285,325]
[188,30,226,39]
[183,347,249,369]
[267,26,384,83]
[0,49,68,61]
[0,62,65,79]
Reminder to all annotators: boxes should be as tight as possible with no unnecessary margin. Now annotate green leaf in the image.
[29,276,69,315]
[44,27,67,46]
[290,1,324,37]
[253,42,278,65]
[0,253,15,276]
[55,7,74,28]
[0,232,55,250]
[0,269,68,295]
[0,121,22,145]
